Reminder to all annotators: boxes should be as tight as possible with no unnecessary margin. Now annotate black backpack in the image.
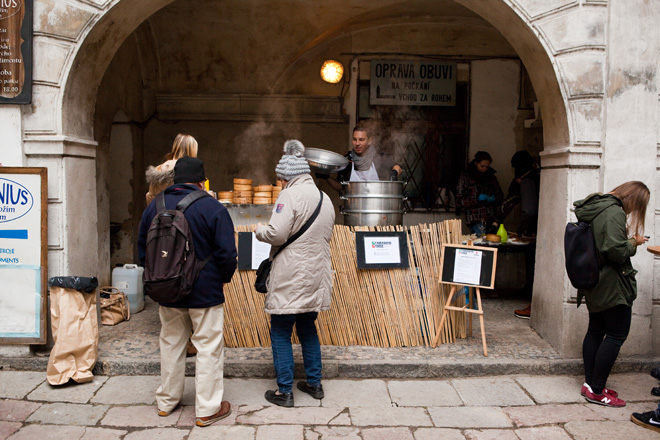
[143,190,211,303]
[564,207,607,290]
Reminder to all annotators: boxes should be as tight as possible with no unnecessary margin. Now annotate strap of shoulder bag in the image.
[272,189,323,260]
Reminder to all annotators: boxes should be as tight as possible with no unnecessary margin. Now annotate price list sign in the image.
[0,0,32,104]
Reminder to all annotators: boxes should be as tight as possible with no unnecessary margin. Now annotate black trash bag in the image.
[48,276,98,293]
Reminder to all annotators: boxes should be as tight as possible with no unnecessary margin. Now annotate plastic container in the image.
[112,264,144,314]
[496,223,508,243]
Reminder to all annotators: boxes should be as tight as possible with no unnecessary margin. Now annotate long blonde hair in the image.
[171,133,198,160]
[610,181,650,237]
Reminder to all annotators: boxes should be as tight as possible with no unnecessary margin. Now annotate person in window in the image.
[319,126,402,191]
[455,151,504,235]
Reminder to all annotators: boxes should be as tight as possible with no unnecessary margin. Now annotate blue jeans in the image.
[270,312,322,394]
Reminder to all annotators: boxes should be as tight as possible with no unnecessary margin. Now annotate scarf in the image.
[352,146,376,171]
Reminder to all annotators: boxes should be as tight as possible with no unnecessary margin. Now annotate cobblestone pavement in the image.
[98,296,560,362]
[1,371,659,439]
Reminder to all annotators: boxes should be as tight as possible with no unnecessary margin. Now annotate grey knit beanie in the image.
[275,139,311,180]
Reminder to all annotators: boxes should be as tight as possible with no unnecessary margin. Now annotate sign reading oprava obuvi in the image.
[370,59,457,107]
[0,168,47,343]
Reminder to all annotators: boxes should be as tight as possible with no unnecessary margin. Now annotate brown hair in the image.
[171,133,198,160]
[609,181,650,237]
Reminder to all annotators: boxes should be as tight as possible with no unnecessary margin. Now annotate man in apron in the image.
[320,126,402,192]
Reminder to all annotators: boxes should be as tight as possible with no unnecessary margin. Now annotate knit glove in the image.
[478,194,496,203]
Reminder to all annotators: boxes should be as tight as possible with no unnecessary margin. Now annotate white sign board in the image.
[370,60,457,106]
[452,248,483,286]
[0,168,47,343]
[251,233,272,270]
[364,236,401,265]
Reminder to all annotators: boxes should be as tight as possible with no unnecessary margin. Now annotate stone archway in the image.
[35,0,625,357]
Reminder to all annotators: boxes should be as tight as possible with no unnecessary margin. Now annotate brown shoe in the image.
[514,305,531,319]
[195,401,232,427]
[157,403,179,417]
[186,339,197,357]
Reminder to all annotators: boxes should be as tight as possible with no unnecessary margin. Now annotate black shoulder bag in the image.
[254,190,324,293]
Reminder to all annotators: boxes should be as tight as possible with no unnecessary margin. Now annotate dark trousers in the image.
[270,312,322,394]
[582,304,632,394]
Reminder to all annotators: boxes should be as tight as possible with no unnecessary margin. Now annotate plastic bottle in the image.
[496,223,508,243]
[112,264,144,314]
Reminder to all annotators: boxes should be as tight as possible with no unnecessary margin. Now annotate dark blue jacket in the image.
[138,184,237,308]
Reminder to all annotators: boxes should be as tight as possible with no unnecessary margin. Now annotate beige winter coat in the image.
[145,159,177,205]
[255,174,335,314]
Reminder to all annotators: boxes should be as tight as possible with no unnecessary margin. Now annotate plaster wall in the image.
[600,0,659,357]
[468,59,521,196]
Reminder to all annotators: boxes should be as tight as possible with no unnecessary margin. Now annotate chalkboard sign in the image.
[440,244,497,289]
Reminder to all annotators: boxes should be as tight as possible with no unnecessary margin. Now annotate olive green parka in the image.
[574,193,638,313]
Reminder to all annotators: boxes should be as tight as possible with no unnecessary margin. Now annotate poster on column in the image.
[0,0,33,104]
[0,167,47,343]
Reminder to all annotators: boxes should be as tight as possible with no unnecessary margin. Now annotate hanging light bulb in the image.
[320,60,344,84]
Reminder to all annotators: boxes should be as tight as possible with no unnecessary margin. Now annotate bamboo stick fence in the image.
[224,220,467,348]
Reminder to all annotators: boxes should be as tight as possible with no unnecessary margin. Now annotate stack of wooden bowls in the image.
[233,178,253,204]
[253,184,273,205]
[217,191,233,204]
[272,182,282,202]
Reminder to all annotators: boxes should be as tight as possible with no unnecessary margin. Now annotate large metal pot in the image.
[341,181,405,226]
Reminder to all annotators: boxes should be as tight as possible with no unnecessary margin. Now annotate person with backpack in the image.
[138,156,237,426]
[253,140,335,407]
[574,181,649,407]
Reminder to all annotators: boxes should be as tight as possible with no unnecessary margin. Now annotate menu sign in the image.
[0,0,32,104]
[370,60,456,107]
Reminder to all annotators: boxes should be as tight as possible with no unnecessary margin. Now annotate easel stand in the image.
[432,243,497,357]
[431,283,488,356]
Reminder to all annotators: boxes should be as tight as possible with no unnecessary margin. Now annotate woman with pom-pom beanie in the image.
[253,139,335,407]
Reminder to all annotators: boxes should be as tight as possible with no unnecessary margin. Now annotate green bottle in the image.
[496,223,508,243]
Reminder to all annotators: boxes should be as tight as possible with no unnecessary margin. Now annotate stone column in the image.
[601,0,659,356]
[23,136,99,279]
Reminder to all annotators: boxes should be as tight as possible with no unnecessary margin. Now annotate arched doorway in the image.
[48,0,586,356]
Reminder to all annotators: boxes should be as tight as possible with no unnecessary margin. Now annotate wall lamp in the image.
[320,60,344,84]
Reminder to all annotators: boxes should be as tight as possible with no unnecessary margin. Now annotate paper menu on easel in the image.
[453,248,482,285]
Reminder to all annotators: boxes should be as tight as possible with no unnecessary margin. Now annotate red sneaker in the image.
[584,388,625,407]
[581,383,618,398]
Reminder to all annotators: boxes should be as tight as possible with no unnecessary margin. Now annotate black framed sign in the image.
[440,243,497,289]
[0,0,32,104]
[237,231,271,270]
[355,231,409,269]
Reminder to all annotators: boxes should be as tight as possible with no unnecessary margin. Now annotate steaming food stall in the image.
[219,148,469,349]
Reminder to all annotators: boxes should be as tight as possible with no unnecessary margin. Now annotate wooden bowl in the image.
[233,178,253,185]
[234,184,252,191]
[232,197,252,204]
[485,234,501,243]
